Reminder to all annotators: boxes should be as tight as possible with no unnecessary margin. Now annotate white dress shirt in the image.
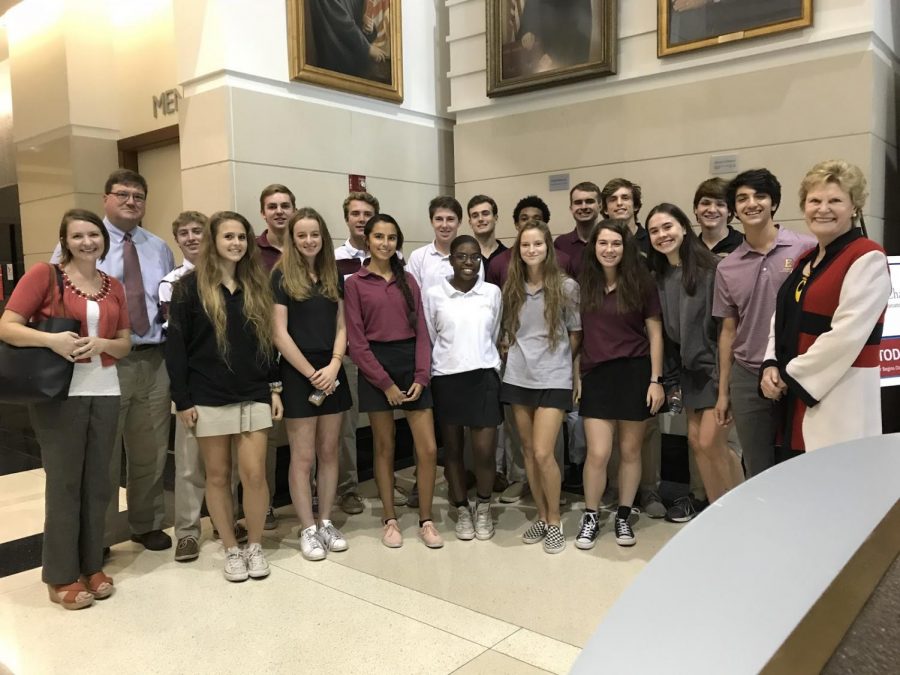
[407,241,483,293]
[52,217,175,345]
[424,276,502,377]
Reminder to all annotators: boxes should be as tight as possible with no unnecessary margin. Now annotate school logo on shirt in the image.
[783,258,795,271]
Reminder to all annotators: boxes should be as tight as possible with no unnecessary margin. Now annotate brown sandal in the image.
[47,582,94,610]
[82,571,114,599]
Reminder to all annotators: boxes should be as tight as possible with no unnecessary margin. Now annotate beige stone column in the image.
[7,0,119,267]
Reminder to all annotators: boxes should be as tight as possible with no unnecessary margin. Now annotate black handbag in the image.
[0,263,82,404]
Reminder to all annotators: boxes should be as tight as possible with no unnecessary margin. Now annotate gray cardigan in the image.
[657,266,718,383]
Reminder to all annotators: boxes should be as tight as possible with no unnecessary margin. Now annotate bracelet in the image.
[332,354,343,361]
[269,381,283,393]
[650,380,663,385]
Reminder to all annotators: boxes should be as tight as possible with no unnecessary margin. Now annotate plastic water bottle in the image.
[668,386,683,415]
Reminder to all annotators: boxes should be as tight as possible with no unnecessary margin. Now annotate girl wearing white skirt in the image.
[167,211,282,582]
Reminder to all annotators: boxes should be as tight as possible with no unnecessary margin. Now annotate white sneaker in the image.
[455,505,475,541]
[244,542,270,578]
[474,501,494,540]
[318,520,348,552]
[224,546,248,582]
[299,526,327,561]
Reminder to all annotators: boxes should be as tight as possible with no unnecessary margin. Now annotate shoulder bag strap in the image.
[47,263,69,318]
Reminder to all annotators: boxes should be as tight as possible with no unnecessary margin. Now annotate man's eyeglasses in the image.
[451,253,482,263]
[109,191,146,204]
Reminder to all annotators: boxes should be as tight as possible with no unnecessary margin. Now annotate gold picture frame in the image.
[658,0,813,57]
[287,0,403,103]
[486,0,617,98]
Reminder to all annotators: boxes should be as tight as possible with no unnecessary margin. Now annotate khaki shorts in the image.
[193,401,272,438]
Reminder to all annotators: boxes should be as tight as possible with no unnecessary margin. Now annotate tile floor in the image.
[0,469,681,674]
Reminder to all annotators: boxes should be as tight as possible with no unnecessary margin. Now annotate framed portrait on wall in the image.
[287,0,403,103]
[486,0,617,98]
[658,0,813,57]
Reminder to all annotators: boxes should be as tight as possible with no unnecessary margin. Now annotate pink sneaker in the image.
[418,521,444,549]
[381,519,403,548]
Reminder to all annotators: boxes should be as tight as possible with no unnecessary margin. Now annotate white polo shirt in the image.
[424,276,502,377]
[407,241,483,293]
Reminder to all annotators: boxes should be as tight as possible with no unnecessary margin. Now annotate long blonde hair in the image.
[501,221,570,352]
[274,208,340,302]
[195,211,273,365]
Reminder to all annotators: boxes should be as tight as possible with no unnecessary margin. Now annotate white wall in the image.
[175,0,455,249]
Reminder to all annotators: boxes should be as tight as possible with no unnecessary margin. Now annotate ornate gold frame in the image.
[486,0,617,98]
[658,0,813,57]
[286,0,403,103]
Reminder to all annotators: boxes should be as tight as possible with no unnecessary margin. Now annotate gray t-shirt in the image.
[503,277,581,390]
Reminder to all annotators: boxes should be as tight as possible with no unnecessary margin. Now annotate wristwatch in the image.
[650,376,663,385]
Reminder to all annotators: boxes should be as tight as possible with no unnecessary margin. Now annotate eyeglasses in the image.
[109,190,146,204]
[451,253,482,263]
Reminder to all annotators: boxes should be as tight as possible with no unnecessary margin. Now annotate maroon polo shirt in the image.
[256,230,282,271]
[554,228,588,279]
[485,247,576,287]
[344,264,432,391]
[580,284,662,374]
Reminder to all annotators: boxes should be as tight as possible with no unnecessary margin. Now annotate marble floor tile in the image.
[0,536,486,675]
[453,649,553,674]
[272,549,519,647]
[0,568,41,596]
[493,629,582,675]
[0,470,44,509]
[301,485,678,648]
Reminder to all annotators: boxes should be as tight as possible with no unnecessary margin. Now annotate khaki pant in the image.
[337,356,360,495]
[106,347,171,541]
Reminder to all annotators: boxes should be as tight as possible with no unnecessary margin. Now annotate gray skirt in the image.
[680,368,718,411]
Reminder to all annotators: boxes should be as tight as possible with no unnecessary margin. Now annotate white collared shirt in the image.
[52,217,175,345]
[407,241,484,293]
[335,239,368,264]
[424,276,502,377]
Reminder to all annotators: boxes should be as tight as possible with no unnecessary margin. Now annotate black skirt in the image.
[579,356,653,421]
[282,351,352,419]
[432,369,502,428]
[500,382,573,412]
[358,339,433,413]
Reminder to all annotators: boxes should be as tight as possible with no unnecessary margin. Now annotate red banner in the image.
[880,336,900,382]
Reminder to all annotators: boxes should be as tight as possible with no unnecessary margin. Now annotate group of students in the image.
[2,158,888,603]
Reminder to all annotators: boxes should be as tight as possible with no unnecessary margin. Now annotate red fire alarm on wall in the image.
[349,174,366,192]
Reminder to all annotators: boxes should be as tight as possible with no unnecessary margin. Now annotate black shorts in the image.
[281,351,352,419]
[432,369,502,428]
[500,382,573,412]
[358,339,433,413]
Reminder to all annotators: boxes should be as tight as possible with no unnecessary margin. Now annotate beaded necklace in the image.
[62,268,111,302]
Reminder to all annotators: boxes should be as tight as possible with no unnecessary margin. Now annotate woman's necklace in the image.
[62,267,109,301]
[794,253,823,302]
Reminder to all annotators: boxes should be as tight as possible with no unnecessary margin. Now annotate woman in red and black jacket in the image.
[761,160,891,460]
